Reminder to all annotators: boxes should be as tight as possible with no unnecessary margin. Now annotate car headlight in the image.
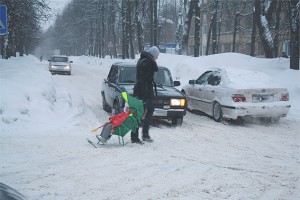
[65,65,71,69]
[170,99,185,107]
[50,65,56,69]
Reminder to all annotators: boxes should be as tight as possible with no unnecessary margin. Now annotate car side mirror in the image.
[48,60,50,62]
[70,61,73,63]
[174,81,181,86]
[189,80,196,85]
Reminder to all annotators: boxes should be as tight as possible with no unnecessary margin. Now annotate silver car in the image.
[182,67,291,122]
[48,55,73,75]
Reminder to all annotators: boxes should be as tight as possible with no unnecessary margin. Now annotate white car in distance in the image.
[48,55,73,75]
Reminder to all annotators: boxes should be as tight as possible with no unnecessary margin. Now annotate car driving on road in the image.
[48,55,73,75]
[101,62,187,125]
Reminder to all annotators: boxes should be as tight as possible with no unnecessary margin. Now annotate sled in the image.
[92,92,144,146]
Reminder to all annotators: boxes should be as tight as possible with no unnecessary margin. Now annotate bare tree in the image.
[176,12,183,55]
[153,0,158,46]
[194,0,201,57]
[1,0,50,58]
[211,0,218,54]
[289,0,299,70]
[127,0,135,59]
[181,0,194,55]
[254,0,276,58]
[250,4,257,57]
[135,0,144,53]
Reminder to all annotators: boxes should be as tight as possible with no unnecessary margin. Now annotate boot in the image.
[131,137,144,144]
[142,135,153,142]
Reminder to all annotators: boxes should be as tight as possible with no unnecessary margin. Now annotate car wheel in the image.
[102,95,111,112]
[213,102,223,122]
[172,117,183,126]
[68,72,71,75]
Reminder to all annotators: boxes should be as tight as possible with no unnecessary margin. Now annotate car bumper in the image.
[153,108,186,118]
[222,102,291,119]
[50,69,71,72]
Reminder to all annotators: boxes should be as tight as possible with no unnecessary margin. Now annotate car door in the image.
[105,66,119,107]
[189,71,212,112]
[201,71,221,114]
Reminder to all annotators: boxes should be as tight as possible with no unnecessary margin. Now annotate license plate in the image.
[252,94,274,102]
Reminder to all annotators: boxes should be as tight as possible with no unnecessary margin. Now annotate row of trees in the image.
[38,0,165,59]
[182,0,299,69]
[0,0,299,70]
[0,0,50,58]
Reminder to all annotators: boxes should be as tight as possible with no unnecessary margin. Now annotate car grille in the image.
[153,98,169,108]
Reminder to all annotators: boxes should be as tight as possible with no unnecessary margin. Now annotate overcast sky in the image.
[43,0,71,31]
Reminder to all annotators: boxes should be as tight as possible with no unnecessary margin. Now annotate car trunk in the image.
[235,88,288,103]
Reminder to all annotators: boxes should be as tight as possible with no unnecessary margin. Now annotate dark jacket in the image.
[133,51,158,101]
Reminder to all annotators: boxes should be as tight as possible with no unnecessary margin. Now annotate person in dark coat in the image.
[131,46,159,143]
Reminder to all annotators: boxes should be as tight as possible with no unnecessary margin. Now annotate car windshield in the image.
[52,57,68,62]
[119,67,136,83]
[154,69,173,86]
[118,67,173,86]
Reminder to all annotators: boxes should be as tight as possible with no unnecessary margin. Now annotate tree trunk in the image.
[150,0,154,46]
[111,0,117,58]
[289,0,299,70]
[273,0,281,58]
[135,0,143,53]
[206,20,212,55]
[153,0,158,46]
[122,1,126,59]
[127,0,135,59]
[194,0,200,57]
[176,12,183,55]
[254,0,275,58]
[182,0,194,55]
[250,7,256,57]
[211,0,218,54]
[232,0,239,53]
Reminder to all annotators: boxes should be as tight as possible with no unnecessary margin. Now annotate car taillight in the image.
[281,93,289,101]
[232,94,246,102]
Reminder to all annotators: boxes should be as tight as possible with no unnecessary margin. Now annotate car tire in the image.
[213,102,223,122]
[172,117,183,126]
[102,95,111,112]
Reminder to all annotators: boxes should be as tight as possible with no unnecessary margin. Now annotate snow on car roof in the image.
[218,67,282,89]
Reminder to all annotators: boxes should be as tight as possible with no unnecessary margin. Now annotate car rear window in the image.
[52,57,68,62]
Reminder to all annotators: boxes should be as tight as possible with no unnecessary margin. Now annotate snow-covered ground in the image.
[0,53,299,200]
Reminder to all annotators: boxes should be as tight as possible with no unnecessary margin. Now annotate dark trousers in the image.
[131,100,154,139]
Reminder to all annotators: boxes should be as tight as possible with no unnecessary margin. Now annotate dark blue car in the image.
[101,62,186,125]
